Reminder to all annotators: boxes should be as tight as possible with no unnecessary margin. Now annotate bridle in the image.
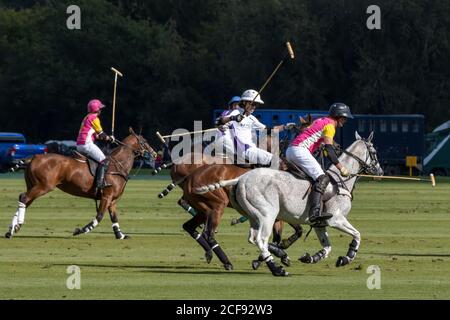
[114,134,157,160]
[339,139,380,176]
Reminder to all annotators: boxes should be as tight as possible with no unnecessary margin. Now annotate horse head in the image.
[351,131,384,176]
[123,127,158,160]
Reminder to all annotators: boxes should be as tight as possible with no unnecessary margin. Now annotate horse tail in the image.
[9,157,33,172]
[194,178,239,194]
[152,162,173,175]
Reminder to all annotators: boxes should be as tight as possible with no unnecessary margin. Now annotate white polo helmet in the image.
[241,89,264,104]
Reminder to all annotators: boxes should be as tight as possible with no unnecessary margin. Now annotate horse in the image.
[195,132,383,276]
[175,118,315,270]
[180,163,303,270]
[5,128,157,240]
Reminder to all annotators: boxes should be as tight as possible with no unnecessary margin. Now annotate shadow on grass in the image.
[50,263,265,275]
[367,252,450,258]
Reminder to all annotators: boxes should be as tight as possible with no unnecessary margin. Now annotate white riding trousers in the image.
[286,145,324,180]
[77,143,106,163]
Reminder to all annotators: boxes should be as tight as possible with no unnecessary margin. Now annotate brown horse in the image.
[5,128,156,239]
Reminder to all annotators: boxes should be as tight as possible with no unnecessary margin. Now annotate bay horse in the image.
[5,128,157,239]
[196,132,383,276]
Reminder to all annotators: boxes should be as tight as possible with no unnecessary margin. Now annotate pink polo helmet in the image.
[87,99,105,113]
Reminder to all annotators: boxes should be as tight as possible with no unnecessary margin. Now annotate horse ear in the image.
[299,116,306,124]
[368,131,374,143]
[355,131,362,140]
[129,127,135,135]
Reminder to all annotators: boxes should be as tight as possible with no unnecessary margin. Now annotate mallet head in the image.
[286,42,295,59]
[111,67,123,77]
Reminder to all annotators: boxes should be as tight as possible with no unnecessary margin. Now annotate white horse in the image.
[196,132,383,276]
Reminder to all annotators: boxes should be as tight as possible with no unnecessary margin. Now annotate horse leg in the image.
[178,198,198,217]
[299,226,331,264]
[5,186,52,238]
[230,215,248,226]
[182,213,213,263]
[268,220,291,267]
[279,223,303,249]
[73,196,111,236]
[108,201,129,240]
[254,214,288,276]
[329,216,361,267]
[202,206,233,271]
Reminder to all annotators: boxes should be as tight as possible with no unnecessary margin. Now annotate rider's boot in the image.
[309,174,333,224]
[96,159,111,189]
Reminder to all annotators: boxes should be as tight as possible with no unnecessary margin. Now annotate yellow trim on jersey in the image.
[322,123,335,139]
[91,117,103,133]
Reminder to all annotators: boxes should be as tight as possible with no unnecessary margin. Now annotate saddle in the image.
[72,151,99,177]
[281,159,312,182]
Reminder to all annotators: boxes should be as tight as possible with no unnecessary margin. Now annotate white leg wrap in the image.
[17,202,26,224]
[92,219,99,228]
[9,213,19,235]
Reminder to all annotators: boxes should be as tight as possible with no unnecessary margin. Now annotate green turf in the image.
[0,174,449,300]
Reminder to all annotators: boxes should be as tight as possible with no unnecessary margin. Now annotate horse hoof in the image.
[252,260,262,270]
[205,251,213,264]
[224,263,233,271]
[230,218,239,226]
[73,228,82,236]
[299,253,313,264]
[123,235,131,239]
[5,232,12,239]
[336,256,349,267]
[281,255,291,267]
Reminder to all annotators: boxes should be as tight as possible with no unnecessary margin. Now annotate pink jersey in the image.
[76,113,104,145]
[291,117,336,153]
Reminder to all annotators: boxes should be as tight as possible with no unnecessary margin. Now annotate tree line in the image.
[0,0,448,144]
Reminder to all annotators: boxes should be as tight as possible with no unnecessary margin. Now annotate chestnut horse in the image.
[5,128,156,239]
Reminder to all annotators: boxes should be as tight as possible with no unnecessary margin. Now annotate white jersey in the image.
[229,110,266,148]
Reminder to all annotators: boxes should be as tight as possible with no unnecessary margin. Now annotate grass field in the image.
[1,172,450,300]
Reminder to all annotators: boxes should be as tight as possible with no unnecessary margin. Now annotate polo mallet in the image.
[252,41,295,103]
[356,173,436,187]
[110,67,123,137]
[156,128,218,144]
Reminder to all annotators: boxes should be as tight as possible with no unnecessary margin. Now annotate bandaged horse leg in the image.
[255,215,288,276]
[203,209,233,270]
[279,223,303,249]
[73,195,112,236]
[230,215,248,225]
[6,188,51,239]
[182,214,213,263]
[299,226,332,264]
[6,201,26,238]
[108,202,129,239]
[178,198,198,217]
[330,215,361,267]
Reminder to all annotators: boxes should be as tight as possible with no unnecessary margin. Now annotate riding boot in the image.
[96,159,111,189]
[308,174,333,224]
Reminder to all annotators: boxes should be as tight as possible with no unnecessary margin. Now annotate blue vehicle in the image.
[0,132,48,172]
[213,108,425,175]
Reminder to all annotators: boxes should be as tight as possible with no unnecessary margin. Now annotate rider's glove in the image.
[283,123,296,130]
[339,166,350,177]
[230,114,244,122]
